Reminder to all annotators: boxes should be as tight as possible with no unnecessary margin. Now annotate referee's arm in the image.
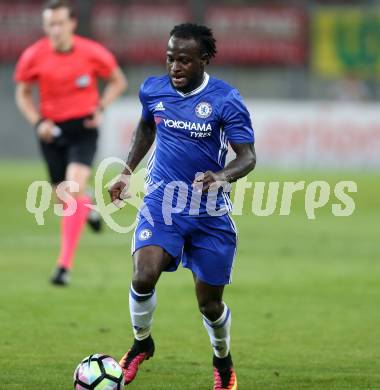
[15,82,41,126]
[99,67,128,110]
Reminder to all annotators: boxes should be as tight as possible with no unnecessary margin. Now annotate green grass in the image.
[0,162,379,389]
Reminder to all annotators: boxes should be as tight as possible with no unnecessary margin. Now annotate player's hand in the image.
[84,109,103,129]
[193,170,228,193]
[108,174,131,207]
[36,119,55,143]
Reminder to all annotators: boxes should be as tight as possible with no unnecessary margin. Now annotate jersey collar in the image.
[174,73,210,97]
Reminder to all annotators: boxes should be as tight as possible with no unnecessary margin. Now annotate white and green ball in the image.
[74,354,124,390]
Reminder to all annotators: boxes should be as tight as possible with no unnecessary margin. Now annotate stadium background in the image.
[0,0,379,389]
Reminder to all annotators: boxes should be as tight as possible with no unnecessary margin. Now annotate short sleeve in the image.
[91,43,117,79]
[14,46,38,83]
[139,80,154,123]
[222,89,254,143]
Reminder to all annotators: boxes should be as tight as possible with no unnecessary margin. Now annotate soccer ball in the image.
[73,354,124,390]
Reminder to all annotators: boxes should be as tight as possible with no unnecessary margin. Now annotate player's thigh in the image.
[184,214,237,286]
[38,140,67,185]
[133,245,173,283]
[132,206,185,275]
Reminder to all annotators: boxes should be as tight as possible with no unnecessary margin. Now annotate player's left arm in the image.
[194,142,256,192]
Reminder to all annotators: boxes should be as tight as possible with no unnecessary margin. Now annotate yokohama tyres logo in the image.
[163,119,212,132]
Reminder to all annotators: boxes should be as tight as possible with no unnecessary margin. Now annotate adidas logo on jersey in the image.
[154,101,165,111]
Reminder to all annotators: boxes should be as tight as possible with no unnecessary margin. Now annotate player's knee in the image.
[132,270,157,293]
[198,300,223,321]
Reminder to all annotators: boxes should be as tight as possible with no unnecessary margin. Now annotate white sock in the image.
[129,285,157,341]
[202,303,231,358]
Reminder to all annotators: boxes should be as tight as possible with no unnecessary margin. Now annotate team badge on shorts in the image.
[139,229,152,241]
[195,102,212,118]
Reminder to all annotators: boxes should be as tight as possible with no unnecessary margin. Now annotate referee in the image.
[14,0,127,285]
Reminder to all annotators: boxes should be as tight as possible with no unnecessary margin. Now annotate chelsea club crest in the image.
[139,229,152,241]
[195,102,212,119]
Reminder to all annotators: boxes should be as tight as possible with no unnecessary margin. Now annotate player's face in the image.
[43,7,76,50]
[167,36,207,93]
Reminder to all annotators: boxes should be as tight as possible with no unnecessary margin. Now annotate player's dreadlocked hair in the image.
[170,23,217,63]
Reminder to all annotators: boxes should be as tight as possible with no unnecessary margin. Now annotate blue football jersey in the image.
[139,73,254,216]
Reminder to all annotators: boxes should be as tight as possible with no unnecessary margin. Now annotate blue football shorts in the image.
[131,201,238,286]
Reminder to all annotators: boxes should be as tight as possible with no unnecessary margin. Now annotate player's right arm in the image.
[109,116,156,203]
[124,117,156,173]
[109,78,157,202]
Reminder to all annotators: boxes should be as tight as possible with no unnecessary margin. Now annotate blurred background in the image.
[1,0,379,168]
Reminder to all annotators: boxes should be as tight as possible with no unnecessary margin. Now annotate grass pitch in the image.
[0,162,379,389]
